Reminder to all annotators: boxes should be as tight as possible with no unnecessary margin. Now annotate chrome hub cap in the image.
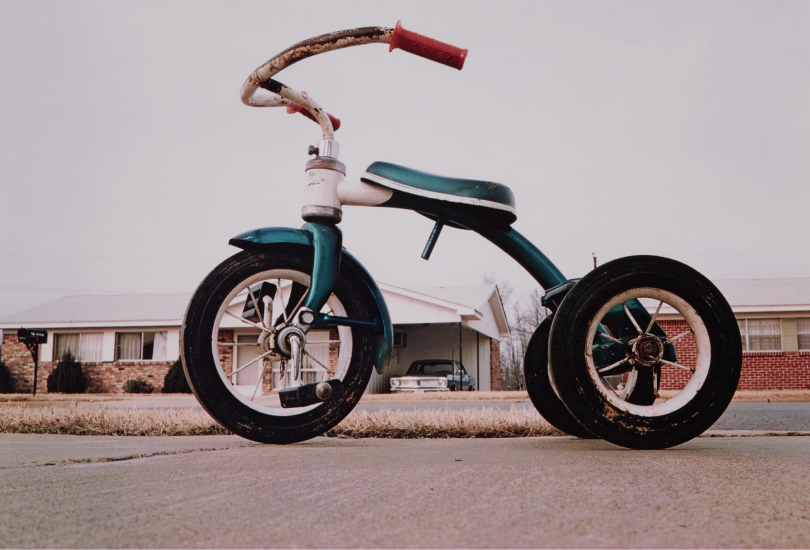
[276,326,307,357]
[631,334,665,366]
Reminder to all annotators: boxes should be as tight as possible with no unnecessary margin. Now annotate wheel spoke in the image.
[286,283,309,323]
[623,302,643,334]
[645,300,663,335]
[224,310,273,334]
[605,380,622,399]
[599,332,625,345]
[305,340,340,345]
[218,342,266,347]
[598,356,629,374]
[276,279,287,322]
[660,359,695,373]
[666,330,692,343]
[248,286,267,329]
[619,368,638,400]
[303,350,335,376]
[230,349,275,378]
[251,361,268,401]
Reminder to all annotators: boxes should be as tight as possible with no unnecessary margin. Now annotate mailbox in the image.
[17,328,48,345]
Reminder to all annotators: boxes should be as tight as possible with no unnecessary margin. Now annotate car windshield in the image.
[407,361,454,375]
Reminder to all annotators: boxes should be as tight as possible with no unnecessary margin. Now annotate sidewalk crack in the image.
[1,445,255,470]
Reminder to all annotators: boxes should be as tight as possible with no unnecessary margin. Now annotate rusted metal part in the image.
[250,27,393,84]
[241,27,394,138]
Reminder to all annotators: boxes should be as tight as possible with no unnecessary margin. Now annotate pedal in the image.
[279,379,344,408]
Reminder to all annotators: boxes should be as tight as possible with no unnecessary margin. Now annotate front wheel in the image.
[549,256,741,449]
[181,245,379,444]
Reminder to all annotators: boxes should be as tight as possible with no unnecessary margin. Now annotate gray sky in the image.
[1,0,809,318]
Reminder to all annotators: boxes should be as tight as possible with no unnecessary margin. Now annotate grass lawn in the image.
[1,389,807,437]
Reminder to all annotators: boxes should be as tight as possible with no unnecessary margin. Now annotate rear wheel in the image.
[549,256,741,449]
[181,245,378,444]
[524,319,597,439]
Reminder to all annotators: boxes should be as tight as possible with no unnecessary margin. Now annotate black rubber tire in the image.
[549,255,742,450]
[181,245,378,444]
[524,318,598,439]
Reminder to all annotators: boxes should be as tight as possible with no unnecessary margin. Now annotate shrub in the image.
[47,353,88,394]
[123,378,154,394]
[162,359,192,394]
[0,360,14,393]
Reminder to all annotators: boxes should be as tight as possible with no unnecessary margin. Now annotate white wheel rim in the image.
[210,269,353,416]
[585,287,712,417]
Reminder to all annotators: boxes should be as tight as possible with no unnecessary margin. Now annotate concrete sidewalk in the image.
[2,434,809,548]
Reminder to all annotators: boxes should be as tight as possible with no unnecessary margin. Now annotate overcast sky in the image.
[1,0,808,318]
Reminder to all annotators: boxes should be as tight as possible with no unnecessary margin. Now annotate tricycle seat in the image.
[362,162,517,225]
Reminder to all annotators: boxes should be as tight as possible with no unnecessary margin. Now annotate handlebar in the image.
[286,101,341,131]
[389,21,467,71]
[241,22,467,139]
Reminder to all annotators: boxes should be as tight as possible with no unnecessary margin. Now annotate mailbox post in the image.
[17,328,48,396]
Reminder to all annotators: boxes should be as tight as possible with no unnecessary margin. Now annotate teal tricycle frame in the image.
[180,22,741,449]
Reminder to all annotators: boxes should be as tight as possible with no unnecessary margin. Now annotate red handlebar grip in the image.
[389,20,467,70]
[287,103,341,131]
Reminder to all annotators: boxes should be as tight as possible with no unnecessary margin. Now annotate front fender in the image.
[230,226,393,374]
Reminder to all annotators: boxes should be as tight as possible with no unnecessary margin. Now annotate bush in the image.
[0,360,14,393]
[47,353,88,393]
[162,359,192,394]
[123,378,154,394]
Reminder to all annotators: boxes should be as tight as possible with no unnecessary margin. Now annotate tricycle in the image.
[180,22,742,449]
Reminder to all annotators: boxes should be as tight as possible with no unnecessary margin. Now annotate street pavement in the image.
[1,434,809,548]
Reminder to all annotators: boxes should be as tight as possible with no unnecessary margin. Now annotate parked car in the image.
[390,359,475,392]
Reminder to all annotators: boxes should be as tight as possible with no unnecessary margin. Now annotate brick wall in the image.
[218,330,234,377]
[1,333,41,392]
[1,332,175,393]
[490,338,503,391]
[657,320,810,391]
[82,360,174,393]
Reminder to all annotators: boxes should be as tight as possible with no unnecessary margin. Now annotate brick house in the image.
[656,278,810,391]
[0,284,508,394]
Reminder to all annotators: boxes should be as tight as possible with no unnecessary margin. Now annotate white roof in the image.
[713,278,810,307]
[639,278,810,319]
[380,283,509,339]
[0,293,190,327]
[4,278,805,333]
[410,285,498,312]
[0,284,510,338]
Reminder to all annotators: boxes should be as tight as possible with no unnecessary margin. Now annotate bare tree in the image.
[483,274,547,390]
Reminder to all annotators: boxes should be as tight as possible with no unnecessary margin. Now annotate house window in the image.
[393,332,408,348]
[53,333,103,362]
[737,319,781,351]
[797,318,810,350]
[116,331,168,360]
